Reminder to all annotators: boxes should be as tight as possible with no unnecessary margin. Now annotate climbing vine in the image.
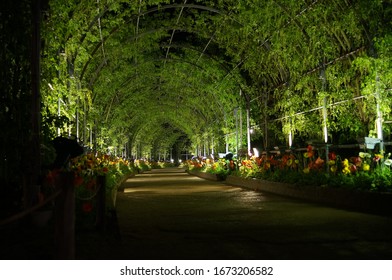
[38,0,392,156]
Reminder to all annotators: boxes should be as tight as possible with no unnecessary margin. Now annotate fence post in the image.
[96,175,106,231]
[54,171,75,259]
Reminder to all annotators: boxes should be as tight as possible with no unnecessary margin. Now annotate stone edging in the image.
[225,175,392,217]
[117,173,136,192]
[187,170,225,181]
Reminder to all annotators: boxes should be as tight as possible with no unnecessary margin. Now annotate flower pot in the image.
[364,137,380,149]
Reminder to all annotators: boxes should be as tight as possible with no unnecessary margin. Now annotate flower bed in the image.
[184,145,392,192]
[185,157,230,180]
[225,175,392,216]
[134,159,151,173]
[183,146,392,215]
[61,153,136,228]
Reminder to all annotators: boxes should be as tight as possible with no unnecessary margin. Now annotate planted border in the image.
[226,175,392,217]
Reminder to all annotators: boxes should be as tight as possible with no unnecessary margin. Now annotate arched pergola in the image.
[39,0,391,159]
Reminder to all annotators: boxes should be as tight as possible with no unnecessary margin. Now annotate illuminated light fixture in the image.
[253,148,259,158]
[323,125,328,143]
[376,118,383,140]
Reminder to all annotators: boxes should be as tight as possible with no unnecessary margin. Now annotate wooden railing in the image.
[0,171,114,259]
[0,172,77,259]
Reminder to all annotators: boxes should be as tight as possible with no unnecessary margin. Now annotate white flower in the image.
[384,159,392,166]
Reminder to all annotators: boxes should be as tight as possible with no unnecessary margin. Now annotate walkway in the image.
[83,168,392,259]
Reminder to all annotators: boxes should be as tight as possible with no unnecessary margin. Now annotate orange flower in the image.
[315,157,324,167]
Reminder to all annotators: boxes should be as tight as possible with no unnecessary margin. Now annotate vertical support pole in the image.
[225,118,229,154]
[323,96,330,173]
[225,135,229,154]
[211,137,214,158]
[263,91,268,151]
[76,99,79,140]
[83,93,87,145]
[246,102,251,157]
[239,109,243,153]
[322,97,328,144]
[57,97,61,136]
[93,122,97,154]
[55,172,75,259]
[239,89,243,153]
[234,108,239,169]
[375,74,384,154]
[203,138,206,157]
[90,124,93,148]
[288,118,293,148]
[321,65,329,172]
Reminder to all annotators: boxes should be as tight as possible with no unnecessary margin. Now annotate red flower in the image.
[328,152,337,160]
[373,156,381,162]
[229,160,235,170]
[82,202,93,212]
[350,156,362,167]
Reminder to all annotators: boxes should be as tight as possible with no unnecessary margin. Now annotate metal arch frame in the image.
[210,0,321,96]
[68,0,324,130]
[80,25,234,85]
[61,0,322,102]
[87,40,238,93]
[90,56,218,99]
[75,2,242,75]
[69,1,249,109]
[84,29,246,122]
[114,102,209,143]
[96,64,229,124]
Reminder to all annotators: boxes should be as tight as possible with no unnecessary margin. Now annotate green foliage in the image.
[39,0,392,160]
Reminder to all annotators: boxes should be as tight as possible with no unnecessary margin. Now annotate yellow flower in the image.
[342,167,350,175]
[330,165,337,173]
[328,160,335,165]
[303,167,310,174]
[362,163,370,171]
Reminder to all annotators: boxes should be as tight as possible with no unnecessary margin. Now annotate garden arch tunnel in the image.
[3,0,392,225]
[48,1,254,159]
[39,0,391,160]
